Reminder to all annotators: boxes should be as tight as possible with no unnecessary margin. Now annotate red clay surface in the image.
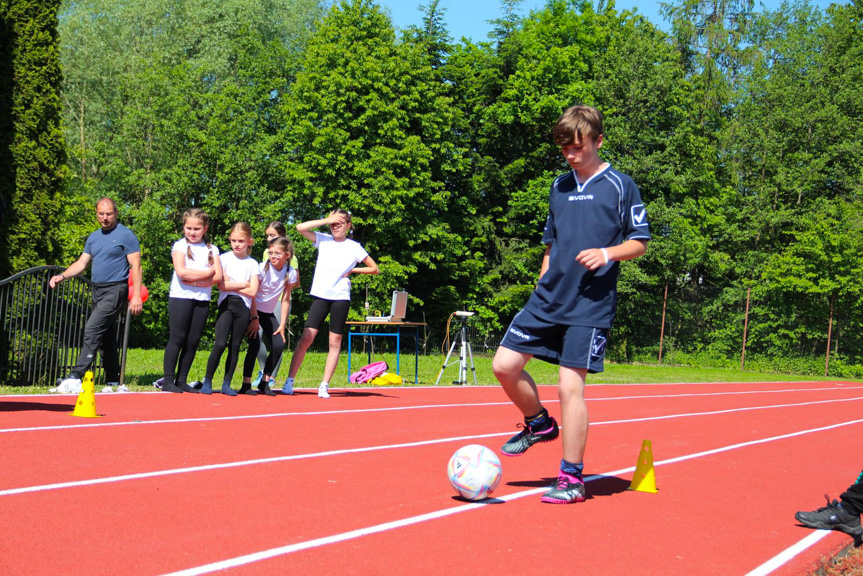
[1,381,861,575]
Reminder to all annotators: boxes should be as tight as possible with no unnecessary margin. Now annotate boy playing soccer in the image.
[492,104,651,503]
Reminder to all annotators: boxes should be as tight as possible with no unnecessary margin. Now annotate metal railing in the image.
[0,266,126,387]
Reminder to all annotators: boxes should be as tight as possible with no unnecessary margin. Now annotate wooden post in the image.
[825,295,835,377]
[658,281,668,363]
[741,286,751,370]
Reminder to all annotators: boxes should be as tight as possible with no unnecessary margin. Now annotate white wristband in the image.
[600,248,610,265]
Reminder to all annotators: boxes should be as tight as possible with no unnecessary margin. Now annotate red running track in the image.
[0,381,861,575]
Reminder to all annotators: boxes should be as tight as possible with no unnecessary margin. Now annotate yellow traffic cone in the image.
[70,372,100,418]
[628,439,658,493]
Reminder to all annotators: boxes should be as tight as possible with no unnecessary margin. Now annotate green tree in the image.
[0,0,65,278]
[759,200,863,361]
[277,0,474,323]
[58,0,324,346]
[721,1,863,362]
[402,0,452,69]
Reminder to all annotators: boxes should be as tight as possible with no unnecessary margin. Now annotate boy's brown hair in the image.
[553,104,604,146]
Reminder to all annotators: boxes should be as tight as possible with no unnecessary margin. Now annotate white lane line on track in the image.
[745,531,832,576]
[3,386,862,434]
[3,397,862,498]
[0,381,845,400]
[157,417,863,576]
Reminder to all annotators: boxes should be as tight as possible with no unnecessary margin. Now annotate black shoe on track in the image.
[500,417,559,457]
[796,495,863,545]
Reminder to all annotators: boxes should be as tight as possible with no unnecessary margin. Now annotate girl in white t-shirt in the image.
[200,222,259,396]
[284,209,378,398]
[240,236,297,396]
[251,221,301,387]
[161,208,223,394]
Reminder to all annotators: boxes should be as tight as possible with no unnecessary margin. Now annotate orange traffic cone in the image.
[70,372,99,418]
[628,439,658,493]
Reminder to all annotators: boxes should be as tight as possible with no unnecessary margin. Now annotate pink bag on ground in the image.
[350,361,389,384]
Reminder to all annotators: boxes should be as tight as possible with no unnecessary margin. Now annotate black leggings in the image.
[841,468,863,515]
[163,298,210,386]
[243,311,285,378]
[205,296,251,384]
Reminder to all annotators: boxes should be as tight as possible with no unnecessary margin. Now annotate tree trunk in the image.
[659,281,668,363]
[741,286,751,370]
[825,295,835,377]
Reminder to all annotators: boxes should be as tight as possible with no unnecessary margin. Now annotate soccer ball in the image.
[447,444,502,501]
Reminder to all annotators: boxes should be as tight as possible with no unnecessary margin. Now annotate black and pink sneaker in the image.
[541,472,586,504]
[500,417,559,456]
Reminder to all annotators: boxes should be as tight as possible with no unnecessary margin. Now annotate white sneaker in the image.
[318,383,330,399]
[282,377,295,395]
[101,382,128,393]
[50,378,82,394]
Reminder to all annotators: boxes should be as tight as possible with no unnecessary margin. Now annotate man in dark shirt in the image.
[49,197,142,392]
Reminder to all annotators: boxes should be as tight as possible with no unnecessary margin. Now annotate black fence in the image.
[0,266,127,387]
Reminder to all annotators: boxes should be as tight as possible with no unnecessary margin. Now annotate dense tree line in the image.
[15,0,863,372]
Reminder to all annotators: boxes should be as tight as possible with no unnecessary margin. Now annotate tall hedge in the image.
[0,0,64,279]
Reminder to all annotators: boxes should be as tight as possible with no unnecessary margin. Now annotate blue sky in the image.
[377,0,839,42]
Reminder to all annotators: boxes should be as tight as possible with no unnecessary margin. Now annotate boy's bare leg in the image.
[492,346,541,416]
[558,365,589,463]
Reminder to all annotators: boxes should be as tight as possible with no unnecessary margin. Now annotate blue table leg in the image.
[347,328,353,382]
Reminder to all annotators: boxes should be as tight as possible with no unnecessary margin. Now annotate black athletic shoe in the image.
[177,382,200,394]
[161,381,183,393]
[257,383,277,397]
[500,417,559,457]
[796,496,863,545]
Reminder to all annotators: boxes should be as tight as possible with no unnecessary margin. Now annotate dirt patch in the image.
[811,542,863,575]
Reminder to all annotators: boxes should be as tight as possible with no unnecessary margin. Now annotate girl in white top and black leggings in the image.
[200,222,259,396]
[283,210,378,398]
[162,208,223,394]
[240,236,297,396]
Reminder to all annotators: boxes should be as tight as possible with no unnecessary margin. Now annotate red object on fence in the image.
[128,275,149,303]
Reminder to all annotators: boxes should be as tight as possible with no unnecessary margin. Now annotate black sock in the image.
[560,459,584,479]
[525,407,549,428]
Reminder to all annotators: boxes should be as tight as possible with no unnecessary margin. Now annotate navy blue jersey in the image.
[83,223,140,283]
[524,166,651,328]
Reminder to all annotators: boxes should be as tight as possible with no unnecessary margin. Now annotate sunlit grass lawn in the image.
[1,347,841,394]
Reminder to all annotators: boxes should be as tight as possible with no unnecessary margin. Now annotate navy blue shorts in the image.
[500,308,609,373]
